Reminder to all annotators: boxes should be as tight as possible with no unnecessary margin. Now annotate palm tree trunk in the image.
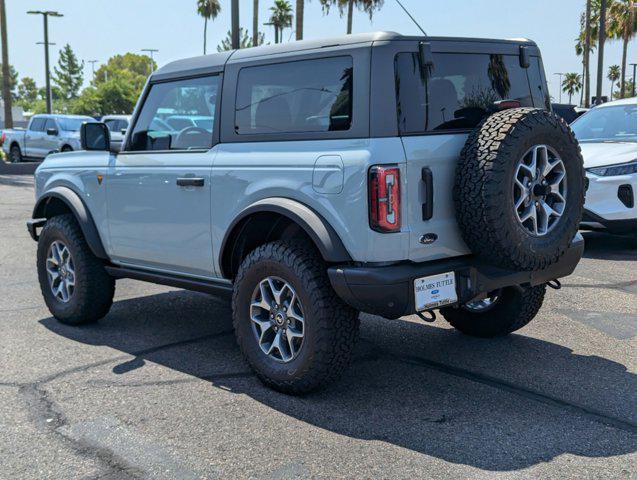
[203,17,208,55]
[610,80,614,100]
[275,26,279,44]
[580,59,586,106]
[347,0,354,34]
[253,0,259,46]
[620,31,629,97]
[584,0,592,107]
[0,0,13,129]
[296,0,304,40]
[569,92,573,104]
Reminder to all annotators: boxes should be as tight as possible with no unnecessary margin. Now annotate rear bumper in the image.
[328,234,585,319]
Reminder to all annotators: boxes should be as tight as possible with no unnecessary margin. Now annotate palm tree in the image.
[577,3,598,106]
[608,64,621,98]
[296,0,304,40]
[218,27,265,52]
[0,0,13,128]
[268,0,293,44]
[608,0,637,97]
[253,0,259,47]
[319,0,384,35]
[562,73,583,104]
[197,0,221,55]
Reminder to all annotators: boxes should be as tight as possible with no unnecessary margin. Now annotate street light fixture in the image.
[141,48,158,75]
[554,73,565,103]
[27,10,63,114]
[87,59,98,81]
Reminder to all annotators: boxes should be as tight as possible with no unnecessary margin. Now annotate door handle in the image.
[176,177,205,187]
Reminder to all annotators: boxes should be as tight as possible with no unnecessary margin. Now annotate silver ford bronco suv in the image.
[28,32,586,394]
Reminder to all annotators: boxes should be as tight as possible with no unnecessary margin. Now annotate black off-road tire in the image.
[454,108,585,270]
[440,285,546,338]
[10,144,22,163]
[61,145,73,152]
[232,240,360,395]
[37,214,115,325]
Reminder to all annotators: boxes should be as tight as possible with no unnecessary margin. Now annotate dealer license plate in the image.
[414,272,457,311]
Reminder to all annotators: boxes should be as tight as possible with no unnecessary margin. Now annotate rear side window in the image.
[30,118,46,132]
[128,75,219,151]
[235,56,353,135]
[395,52,549,133]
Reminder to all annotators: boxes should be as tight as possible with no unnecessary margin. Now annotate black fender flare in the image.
[32,186,108,259]
[220,197,352,278]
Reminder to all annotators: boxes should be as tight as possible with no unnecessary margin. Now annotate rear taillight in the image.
[0,132,5,144]
[368,165,401,233]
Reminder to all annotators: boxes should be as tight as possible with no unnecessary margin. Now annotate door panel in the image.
[107,150,217,277]
[402,134,471,262]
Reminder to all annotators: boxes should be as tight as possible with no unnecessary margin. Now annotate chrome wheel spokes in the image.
[513,145,567,236]
[46,240,75,303]
[250,276,305,363]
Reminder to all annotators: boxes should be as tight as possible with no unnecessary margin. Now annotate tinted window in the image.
[58,117,93,131]
[44,118,57,131]
[30,118,46,132]
[104,119,126,132]
[395,52,545,133]
[572,105,637,143]
[129,75,219,151]
[235,56,353,135]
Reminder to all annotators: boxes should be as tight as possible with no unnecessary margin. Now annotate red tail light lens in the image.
[369,165,401,232]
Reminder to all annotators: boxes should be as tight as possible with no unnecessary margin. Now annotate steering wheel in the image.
[174,126,210,149]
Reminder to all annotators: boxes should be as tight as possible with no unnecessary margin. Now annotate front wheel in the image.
[37,214,115,325]
[440,285,546,338]
[232,240,360,394]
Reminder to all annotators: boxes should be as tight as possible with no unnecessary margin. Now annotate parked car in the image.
[101,115,131,151]
[28,32,585,394]
[551,103,587,124]
[2,114,95,162]
[572,97,637,234]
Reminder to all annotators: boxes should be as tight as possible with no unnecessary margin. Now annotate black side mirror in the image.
[46,127,58,136]
[80,122,110,151]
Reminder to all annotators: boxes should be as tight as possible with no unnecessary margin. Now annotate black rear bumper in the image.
[328,234,585,319]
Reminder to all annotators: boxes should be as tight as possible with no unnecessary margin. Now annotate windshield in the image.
[57,117,93,131]
[572,105,637,143]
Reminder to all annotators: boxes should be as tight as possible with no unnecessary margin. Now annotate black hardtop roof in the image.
[151,31,537,81]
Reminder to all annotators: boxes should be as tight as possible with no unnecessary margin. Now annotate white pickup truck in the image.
[2,114,94,162]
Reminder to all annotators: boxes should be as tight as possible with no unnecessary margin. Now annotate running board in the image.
[104,266,233,297]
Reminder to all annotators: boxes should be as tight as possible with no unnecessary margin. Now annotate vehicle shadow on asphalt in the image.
[40,290,637,472]
[582,231,637,261]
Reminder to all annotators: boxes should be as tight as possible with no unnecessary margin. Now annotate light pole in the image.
[141,49,158,75]
[630,63,637,97]
[595,0,607,105]
[27,10,63,114]
[87,60,98,81]
[554,73,564,103]
[231,0,240,49]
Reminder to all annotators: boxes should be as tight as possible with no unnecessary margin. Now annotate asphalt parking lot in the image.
[1,170,635,479]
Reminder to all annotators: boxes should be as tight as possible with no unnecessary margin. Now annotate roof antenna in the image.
[395,0,427,36]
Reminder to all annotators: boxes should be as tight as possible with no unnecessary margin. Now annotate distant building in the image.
[0,100,27,128]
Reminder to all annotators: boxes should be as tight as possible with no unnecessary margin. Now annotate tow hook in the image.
[416,310,436,323]
[547,279,562,290]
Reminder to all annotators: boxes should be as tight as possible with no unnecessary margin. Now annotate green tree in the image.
[319,0,384,34]
[16,77,38,111]
[562,73,583,104]
[217,27,264,51]
[197,0,221,55]
[269,0,293,43]
[72,77,139,116]
[53,44,84,99]
[0,63,17,100]
[608,0,637,97]
[608,64,621,98]
[93,53,154,91]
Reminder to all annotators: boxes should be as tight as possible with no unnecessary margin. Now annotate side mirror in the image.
[80,122,110,151]
[46,127,58,136]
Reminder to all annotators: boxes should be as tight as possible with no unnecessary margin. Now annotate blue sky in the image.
[5,0,631,103]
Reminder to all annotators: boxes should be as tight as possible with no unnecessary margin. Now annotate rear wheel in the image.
[232,240,359,394]
[37,214,115,325]
[9,144,22,163]
[440,285,546,338]
[61,145,73,152]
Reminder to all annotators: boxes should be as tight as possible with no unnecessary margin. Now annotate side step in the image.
[104,266,233,298]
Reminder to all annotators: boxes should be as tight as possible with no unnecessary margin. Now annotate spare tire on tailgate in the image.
[454,108,585,271]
